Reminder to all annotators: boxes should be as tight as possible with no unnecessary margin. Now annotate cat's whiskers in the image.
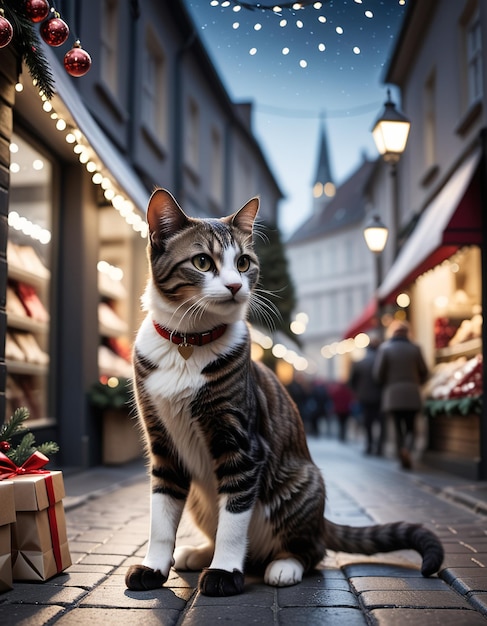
[248,289,281,332]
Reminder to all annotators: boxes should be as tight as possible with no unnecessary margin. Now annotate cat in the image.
[125,188,444,597]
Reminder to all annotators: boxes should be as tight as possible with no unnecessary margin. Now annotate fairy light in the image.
[208,0,406,67]
[8,210,51,244]
[19,74,151,240]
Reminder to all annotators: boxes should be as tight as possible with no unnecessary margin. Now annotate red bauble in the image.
[24,0,50,23]
[0,441,11,452]
[0,14,13,48]
[40,16,69,47]
[64,42,92,77]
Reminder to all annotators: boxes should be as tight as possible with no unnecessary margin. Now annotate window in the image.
[424,71,436,167]
[7,133,53,422]
[210,127,223,203]
[186,98,200,171]
[465,7,483,106]
[142,29,167,143]
[101,0,119,95]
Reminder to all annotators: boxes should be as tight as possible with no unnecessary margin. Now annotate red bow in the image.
[0,450,50,479]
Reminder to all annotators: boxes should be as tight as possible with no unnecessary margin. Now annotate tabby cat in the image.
[125,188,444,596]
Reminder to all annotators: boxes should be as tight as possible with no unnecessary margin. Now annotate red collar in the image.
[152,320,227,346]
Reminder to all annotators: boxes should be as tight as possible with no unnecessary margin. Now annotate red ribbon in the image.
[0,450,50,479]
[45,473,63,574]
[0,450,63,573]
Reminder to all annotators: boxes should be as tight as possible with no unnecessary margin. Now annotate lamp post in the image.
[363,214,389,337]
[371,89,411,256]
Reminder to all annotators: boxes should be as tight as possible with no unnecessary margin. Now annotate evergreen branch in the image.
[0,406,29,441]
[3,1,55,99]
[10,432,36,466]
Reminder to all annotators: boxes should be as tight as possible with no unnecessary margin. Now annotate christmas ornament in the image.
[40,14,69,47]
[0,441,11,452]
[24,0,50,23]
[0,10,13,48]
[64,40,92,77]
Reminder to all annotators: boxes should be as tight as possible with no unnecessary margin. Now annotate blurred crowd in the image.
[286,320,429,471]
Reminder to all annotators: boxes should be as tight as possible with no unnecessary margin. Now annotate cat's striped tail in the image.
[324,519,444,577]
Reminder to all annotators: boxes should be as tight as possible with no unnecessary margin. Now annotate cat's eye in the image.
[237,255,251,272]
[192,254,213,272]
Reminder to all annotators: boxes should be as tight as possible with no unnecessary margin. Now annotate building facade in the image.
[367,0,485,478]
[286,155,377,379]
[0,0,282,467]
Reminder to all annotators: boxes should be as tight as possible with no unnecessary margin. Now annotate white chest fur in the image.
[135,315,246,482]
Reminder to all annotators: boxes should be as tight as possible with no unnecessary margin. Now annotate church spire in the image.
[312,115,335,213]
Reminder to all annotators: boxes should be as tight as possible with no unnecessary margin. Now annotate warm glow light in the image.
[313,182,323,197]
[272,343,287,358]
[396,293,410,308]
[363,215,388,253]
[372,92,411,163]
[354,333,370,349]
[290,320,306,335]
[324,182,336,197]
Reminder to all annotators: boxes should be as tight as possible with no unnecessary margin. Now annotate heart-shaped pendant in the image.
[178,343,194,360]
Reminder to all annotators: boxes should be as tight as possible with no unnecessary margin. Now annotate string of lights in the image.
[209,1,329,11]
[12,78,148,241]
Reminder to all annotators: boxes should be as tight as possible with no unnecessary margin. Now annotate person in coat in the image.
[373,320,429,469]
[349,334,384,456]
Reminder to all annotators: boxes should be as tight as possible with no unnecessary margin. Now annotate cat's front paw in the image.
[198,568,245,596]
[125,564,167,591]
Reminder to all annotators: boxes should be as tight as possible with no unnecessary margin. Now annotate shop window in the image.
[101,0,119,96]
[6,134,53,425]
[461,4,483,109]
[142,29,168,145]
[185,97,200,173]
[424,70,437,169]
[210,126,223,204]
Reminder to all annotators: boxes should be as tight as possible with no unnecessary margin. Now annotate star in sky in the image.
[185,0,407,235]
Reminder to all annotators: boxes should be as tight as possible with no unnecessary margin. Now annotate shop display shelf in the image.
[6,313,48,334]
[5,360,49,376]
[435,336,482,360]
[8,263,50,291]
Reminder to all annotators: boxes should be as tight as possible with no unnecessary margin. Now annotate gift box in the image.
[0,480,15,592]
[10,471,71,581]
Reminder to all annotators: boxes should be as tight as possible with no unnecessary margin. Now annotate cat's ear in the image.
[226,197,259,235]
[146,188,189,247]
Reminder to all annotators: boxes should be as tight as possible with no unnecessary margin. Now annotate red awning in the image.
[378,150,481,303]
[342,298,378,339]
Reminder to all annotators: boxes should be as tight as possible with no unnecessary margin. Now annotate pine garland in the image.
[2,1,55,99]
[0,407,59,465]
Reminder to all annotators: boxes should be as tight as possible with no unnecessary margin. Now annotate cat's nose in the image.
[226,283,242,296]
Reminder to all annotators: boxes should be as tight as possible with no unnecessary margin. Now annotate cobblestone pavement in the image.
[1,436,487,625]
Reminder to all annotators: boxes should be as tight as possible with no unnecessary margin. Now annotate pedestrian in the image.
[349,334,384,456]
[328,381,354,442]
[373,320,429,470]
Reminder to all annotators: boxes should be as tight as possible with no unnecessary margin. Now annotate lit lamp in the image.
[372,89,410,255]
[363,214,388,336]
[363,214,388,253]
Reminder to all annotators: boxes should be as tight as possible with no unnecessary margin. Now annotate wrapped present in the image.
[0,451,71,581]
[0,480,15,592]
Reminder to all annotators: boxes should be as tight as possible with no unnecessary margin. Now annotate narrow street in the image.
[2,433,487,625]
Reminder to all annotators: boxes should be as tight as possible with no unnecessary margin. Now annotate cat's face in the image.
[145,189,260,328]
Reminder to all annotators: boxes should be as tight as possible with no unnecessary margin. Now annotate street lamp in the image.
[372,89,410,255]
[363,214,388,336]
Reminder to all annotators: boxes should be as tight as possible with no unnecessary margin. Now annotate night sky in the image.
[184,0,407,235]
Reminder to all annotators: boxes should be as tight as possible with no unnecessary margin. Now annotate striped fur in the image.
[125,189,444,596]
